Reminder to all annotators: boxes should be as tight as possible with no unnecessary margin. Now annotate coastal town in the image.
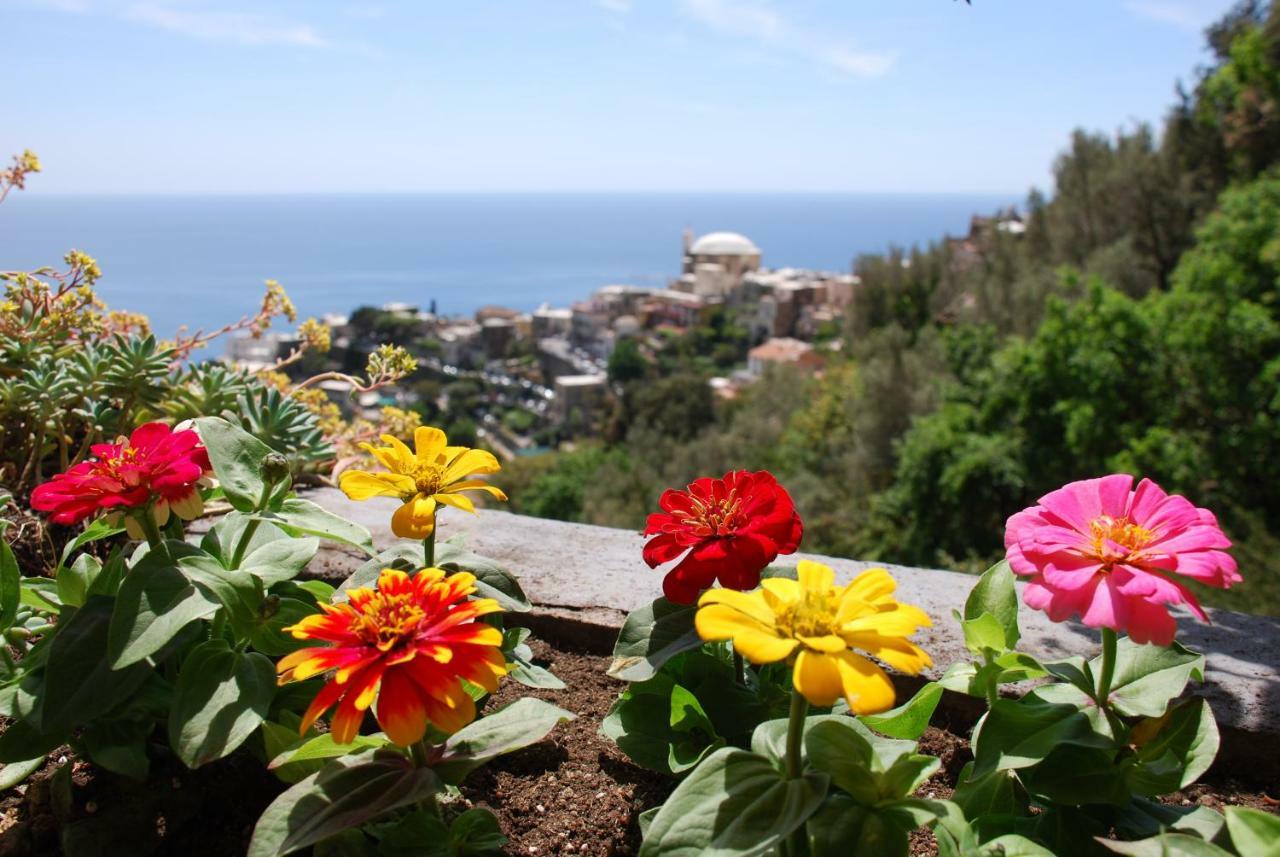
[225,215,1022,459]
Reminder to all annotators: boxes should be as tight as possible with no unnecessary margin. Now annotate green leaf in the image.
[1020,745,1131,805]
[804,718,938,805]
[750,714,850,771]
[433,541,531,612]
[340,544,422,593]
[377,808,508,857]
[255,499,375,555]
[196,416,275,513]
[963,560,1020,649]
[169,640,275,768]
[0,716,66,764]
[41,597,152,735]
[376,811,450,857]
[249,751,441,857]
[940,652,1046,697]
[1100,833,1235,856]
[1125,698,1220,796]
[0,755,45,791]
[296,580,336,603]
[86,546,128,599]
[0,538,19,632]
[59,519,125,565]
[434,698,574,785]
[1113,797,1227,843]
[502,628,565,690]
[80,719,152,780]
[240,537,319,587]
[1224,806,1280,857]
[448,808,508,855]
[179,554,264,630]
[859,682,942,740]
[970,693,1115,779]
[269,733,391,783]
[109,551,221,668]
[1102,640,1206,718]
[315,829,378,857]
[242,592,322,656]
[950,763,1030,838]
[601,672,725,774]
[608,597,701,682]
[961,613,1011,656]
[639,747,828,857]
[807,795,917,857]
[202,511,288,565]
[18,578,61,612]
[56,553,101,608]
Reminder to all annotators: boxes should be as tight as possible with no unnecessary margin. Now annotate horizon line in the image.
[13,188,1028,199]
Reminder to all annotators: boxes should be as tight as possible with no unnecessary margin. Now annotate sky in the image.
[0,0,1243,194]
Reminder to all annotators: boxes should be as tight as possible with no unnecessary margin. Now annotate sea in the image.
[0,193,1016,344]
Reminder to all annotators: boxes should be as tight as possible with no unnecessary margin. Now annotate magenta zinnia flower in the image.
[1004,474,1240,645]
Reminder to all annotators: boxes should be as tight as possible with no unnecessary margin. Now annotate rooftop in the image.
[749,336,815,362]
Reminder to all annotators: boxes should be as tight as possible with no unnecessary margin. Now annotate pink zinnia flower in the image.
[30,422,211,536]
[1004,474,1240,646]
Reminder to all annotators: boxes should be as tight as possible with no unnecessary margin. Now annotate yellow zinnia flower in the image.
[695,559,932,714]
[338,426,507,539]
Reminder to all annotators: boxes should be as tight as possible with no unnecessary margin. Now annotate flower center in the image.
[1088,514,1155,562]
[350,590,427,651]
[778,590,838,640]
[412,463,446,496]
[675,489,746,538]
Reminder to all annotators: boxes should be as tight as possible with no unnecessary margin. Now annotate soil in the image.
[0,638,1274,857]
[458,640,672,856]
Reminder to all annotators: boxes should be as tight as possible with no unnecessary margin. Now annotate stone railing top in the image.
[306,488,1280,749]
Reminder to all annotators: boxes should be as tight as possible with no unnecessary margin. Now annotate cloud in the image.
[124,4,329,47]
[18,0,331,48]
[681,0,893,78]
[1124,1,1216,32]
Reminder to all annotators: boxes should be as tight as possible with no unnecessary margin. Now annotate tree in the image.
[607,338,648,384]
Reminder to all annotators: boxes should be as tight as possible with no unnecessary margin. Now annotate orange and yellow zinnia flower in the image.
[338,426,507,540]
[695,560,932,714]
[277,567,508,746]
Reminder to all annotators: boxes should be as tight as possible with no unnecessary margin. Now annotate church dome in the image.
[689,231,760,256]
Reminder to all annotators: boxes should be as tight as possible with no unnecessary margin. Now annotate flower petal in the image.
[793,649,844,707]
[375,666,429,746]
[835,651,896,714]
[340,470,413,500]
[696,603,796,664]
[391,495,437,539]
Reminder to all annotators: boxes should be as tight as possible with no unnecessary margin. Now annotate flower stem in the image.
[733,649,746,686]
[785,688,808,780]
[228,521,260,569]
[210,610,226,642]
[784,688,809,857]
[409,739,431,768]
[228,481,274,569]
[1096,627,1118,710]
[982,651,999,708]
[424,523,436,568]
[136,510,166,554]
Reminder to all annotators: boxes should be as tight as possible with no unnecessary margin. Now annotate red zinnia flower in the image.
[643,470,803,604]
[30,421,211,534]
[277,567,508,746]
